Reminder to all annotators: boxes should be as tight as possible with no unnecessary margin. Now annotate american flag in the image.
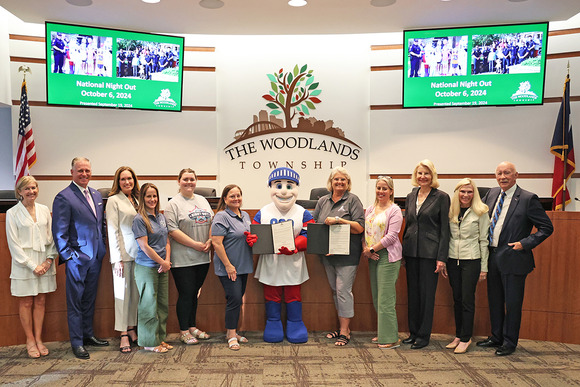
[15,80,36,182]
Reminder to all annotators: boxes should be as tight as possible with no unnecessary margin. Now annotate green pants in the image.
[135,264,169,348]
[369,250,401,344]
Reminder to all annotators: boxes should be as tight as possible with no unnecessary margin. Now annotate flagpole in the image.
[562,63,569,211]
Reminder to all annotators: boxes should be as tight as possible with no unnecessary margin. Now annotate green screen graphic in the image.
[403,22,548,108]
[46,22,184,111]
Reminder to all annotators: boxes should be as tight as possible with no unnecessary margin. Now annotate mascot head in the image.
[268,167,300,214]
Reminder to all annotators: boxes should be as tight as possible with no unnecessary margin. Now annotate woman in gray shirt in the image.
[313,167,364,346]
[165,168,213,345]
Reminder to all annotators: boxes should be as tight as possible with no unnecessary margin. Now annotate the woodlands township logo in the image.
[510,81,538,102]
[224,65,361,168]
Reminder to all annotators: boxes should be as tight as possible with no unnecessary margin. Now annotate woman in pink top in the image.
[362,176,403,349]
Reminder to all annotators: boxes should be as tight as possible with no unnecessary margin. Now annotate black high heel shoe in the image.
[127,327,138,346]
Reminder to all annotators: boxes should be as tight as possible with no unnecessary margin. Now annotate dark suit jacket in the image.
[402,187,450,262]
[52,182,107,265]
[483,185,553,275]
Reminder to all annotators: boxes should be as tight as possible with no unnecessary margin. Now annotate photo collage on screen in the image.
[407,31,543,78]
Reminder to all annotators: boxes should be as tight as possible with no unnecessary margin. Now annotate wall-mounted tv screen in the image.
[45,22,184,111]
[403,22,548,108]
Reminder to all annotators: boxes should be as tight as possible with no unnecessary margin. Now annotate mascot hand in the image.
[278,246,298,255]
[294,235,307,252]
[244,231,258,247]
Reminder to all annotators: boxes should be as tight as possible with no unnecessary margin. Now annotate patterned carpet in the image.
[0,332,579,386]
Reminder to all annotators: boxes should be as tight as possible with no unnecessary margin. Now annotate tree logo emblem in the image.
[227,64,359,148]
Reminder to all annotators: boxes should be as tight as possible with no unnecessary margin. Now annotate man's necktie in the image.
[84,189,97,216]
[489,191,506,244]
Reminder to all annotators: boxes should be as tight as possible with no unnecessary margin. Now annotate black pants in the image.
[218,274,248,330]
[447,258,481,342]
[171,263,210,331]
[487,251,527,348]
[405,256,439,343]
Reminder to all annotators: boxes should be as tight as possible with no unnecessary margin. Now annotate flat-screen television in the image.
[403,22,548,108]
[45,22,184,111]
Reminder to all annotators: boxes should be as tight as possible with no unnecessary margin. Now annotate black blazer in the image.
[483,186,553,275]
[402,187,450,262]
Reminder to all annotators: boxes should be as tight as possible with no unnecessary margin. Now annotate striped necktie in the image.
[489,191,506,244]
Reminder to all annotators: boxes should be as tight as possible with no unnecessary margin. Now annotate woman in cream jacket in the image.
[446,178,490,354]
[106,166,140,352]
[6,176,57,358]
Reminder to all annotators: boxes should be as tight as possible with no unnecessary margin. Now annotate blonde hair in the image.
[137,183,160,233]
[411,159,440,189]
[15,176,38,201]
[374,176,394,206]
[449,178,489,223]
[326,167,352,193]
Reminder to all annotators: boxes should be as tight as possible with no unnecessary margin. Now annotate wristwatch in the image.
[335,216,340,223]
[369,247,375,254]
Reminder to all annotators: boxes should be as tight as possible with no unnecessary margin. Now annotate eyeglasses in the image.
[377,175,392,180]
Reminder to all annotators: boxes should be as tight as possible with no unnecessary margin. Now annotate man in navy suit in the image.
[52,157,109,359]
[477,161,553,356]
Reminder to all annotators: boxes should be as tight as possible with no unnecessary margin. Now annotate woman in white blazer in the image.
[6,176,57,358]
[106,166,140,353]
[446,178,490,354]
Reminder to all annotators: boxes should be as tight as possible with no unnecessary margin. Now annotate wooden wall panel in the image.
[1,211,578,346]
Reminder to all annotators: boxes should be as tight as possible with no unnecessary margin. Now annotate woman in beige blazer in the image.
[106,166,140,353]
[446,178,490,354]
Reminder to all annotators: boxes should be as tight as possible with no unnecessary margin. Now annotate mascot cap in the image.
[268,167,300,186]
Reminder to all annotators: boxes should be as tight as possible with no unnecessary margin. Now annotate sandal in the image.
[37,342,49,356]
[160,341,173,350]
[190,328,210,340]
[237,335,248,344]
[326,330,340,339]
[144,345,168,353]
[335,334,350,346]
[127,327,138,345]
[227,337,240,351]
[26,342,40,359]
[378,339,401,349]
[371,337,378,343]
[180,333,199,345]
[119,334,132,353]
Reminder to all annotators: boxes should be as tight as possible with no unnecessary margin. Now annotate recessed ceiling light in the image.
[65,0,93,6]
[200,0,224,9]
[288,0,307,7]
[370,0,396,6]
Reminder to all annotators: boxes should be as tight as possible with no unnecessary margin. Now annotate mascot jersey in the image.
[254,202,312,286]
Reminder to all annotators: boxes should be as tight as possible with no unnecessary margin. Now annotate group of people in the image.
[116,45,180,80]
[472,35,542,75]
[408,38,468,78]
[51,33,112,77]
[6,158,553,359]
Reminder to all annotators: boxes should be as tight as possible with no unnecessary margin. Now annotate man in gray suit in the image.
[477,161,553,356]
